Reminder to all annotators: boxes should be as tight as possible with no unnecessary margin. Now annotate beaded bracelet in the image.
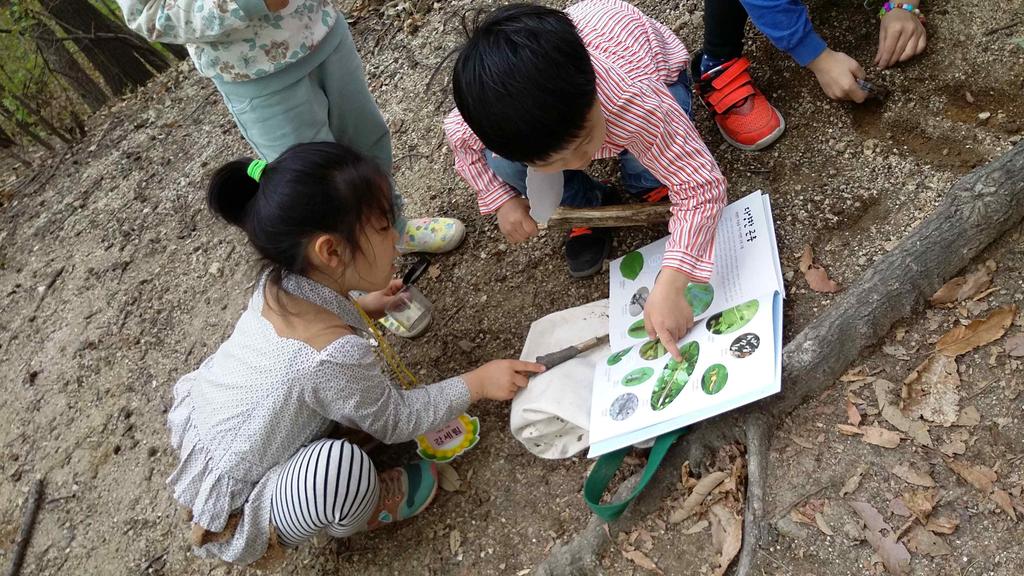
[879,2,925,23]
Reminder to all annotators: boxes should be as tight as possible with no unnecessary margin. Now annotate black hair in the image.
[452,4,596,164]
[207,142,394,275]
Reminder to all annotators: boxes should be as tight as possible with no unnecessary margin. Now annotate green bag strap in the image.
[583,429,685,522]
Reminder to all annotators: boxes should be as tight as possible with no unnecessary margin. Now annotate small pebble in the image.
[977,111,992,121]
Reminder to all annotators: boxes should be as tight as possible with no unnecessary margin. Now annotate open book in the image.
[588,191,784,457]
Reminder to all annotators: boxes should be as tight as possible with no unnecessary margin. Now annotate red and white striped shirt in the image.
[443,0,727,282]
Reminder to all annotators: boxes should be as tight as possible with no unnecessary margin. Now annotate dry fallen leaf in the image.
[800,245,841,293]
[939,438,967,457]
[935,305,1018,356]
[1005,334,1024,357]
[906,525,952,556]
[846,399,863,427]
[945,459,997,493]
[891,463,937,488]
[930,263,995,305]
[437,463,462,492]
[849,501,911,576]
[924,516,959,534]
[683,519,709,535]
[902,355,961,427]
[708,503,743,576]
[881,405,933,447]
[840,465,869,497]
[815,512,835,536]
[861,426,902,449]
[954,406,981,427]
[623,550,663,574]
[837,424,864,436]
[902,489,938,523]
[889,497,912,517]
[449,529,462,555]
[669,471,729,524]
[991,489,1018,521]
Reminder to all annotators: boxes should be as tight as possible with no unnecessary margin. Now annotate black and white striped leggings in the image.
[270,439,380,547]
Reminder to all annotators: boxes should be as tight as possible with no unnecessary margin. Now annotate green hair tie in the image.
[246,159,268,182]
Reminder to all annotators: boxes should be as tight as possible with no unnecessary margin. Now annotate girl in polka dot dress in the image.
[166,141,544,567]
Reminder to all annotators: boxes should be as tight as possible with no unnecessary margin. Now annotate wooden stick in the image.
[5,479,43,576]
[545,203,671,228]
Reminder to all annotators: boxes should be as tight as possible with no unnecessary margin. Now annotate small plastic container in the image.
[385,285,433,335]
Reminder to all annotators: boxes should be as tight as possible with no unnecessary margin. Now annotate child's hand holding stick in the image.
[644,269,695,362]
[464,360,546,401]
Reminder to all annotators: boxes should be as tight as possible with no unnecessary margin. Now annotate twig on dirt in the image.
[44,494,75,507]
[186,90,218,123]
[968,377,998,400]
[5,478,44,576]
[31,266,66,314]
[394,152,428,165]
[138,550,167,575]
[769,482,830,523]
[739,166,771,174]
[982,18,1021,36]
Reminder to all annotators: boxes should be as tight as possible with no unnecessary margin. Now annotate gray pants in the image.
[219,21,392,170]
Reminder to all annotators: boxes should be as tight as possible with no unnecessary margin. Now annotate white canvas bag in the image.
[511,299,611,459]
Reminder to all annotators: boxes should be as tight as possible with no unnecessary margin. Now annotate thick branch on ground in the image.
[533,141,1024,576]
[546,203,670,228]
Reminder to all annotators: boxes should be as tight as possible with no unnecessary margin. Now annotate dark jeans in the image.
[703,0,748,62]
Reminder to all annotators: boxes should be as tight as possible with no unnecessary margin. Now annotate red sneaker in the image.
[694,56,785,151]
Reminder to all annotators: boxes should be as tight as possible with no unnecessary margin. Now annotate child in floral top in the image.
[115,0,465,257]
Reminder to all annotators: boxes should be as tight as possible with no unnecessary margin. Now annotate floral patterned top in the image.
[116,1,337,83]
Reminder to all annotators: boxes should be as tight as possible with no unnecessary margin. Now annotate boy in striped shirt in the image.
[444,0,726,359]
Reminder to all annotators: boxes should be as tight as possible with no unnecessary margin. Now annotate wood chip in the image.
[668,471,729,524]
[991,489,1018,521]
[849,501,911,576]
[924,516,959,534]
[861,426,902,448]
[935,304,1018,356]
[891,463,937,487]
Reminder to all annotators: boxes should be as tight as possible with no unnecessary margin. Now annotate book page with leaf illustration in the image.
[608,191,784,351]
[590,192,784,457]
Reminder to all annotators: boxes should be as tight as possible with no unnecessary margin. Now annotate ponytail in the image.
[207,158,260,228]
[204,142,395,275]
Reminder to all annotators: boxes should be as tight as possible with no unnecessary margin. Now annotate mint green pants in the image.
[218,21,392,172]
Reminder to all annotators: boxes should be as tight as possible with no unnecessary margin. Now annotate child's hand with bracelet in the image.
[875,2,927,70]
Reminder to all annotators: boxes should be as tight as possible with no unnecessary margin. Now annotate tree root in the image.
[532,141,1024,575]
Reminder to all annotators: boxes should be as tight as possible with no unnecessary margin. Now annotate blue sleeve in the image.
[738,0,828,67]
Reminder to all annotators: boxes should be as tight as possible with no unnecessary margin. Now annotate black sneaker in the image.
[565,227,612,278]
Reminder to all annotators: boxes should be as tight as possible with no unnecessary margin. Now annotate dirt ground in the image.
[1,1,1022,575]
